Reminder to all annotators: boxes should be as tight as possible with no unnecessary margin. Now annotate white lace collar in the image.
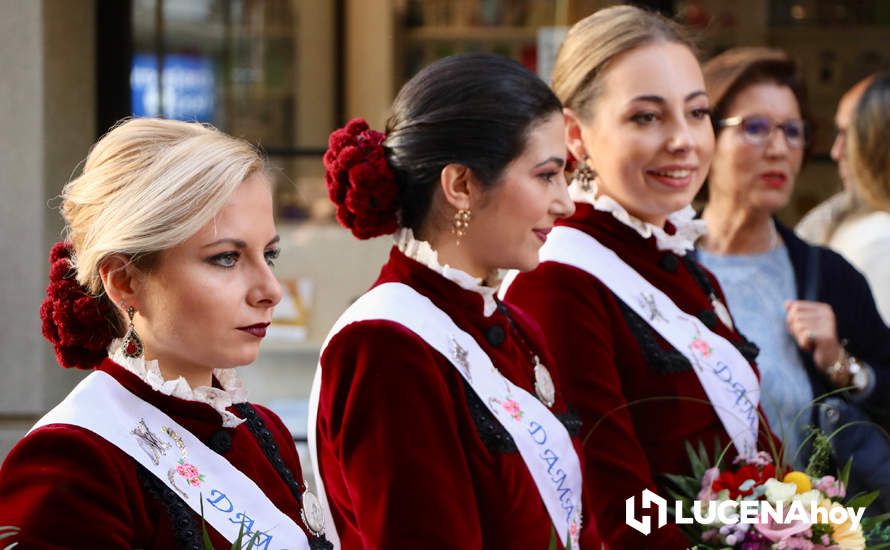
[108,339,248,428]
[395,228,501,317]
[569,180,707,256]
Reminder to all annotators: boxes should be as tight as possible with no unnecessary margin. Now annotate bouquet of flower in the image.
[664,437,890,550]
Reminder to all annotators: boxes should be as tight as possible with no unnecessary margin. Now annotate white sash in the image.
[31,370,310,549]
[308,282,583,549]
[504,226,760,457]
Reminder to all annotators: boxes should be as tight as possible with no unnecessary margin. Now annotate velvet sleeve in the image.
[317,320,483,549]
[504,262,691,549]
[0,425,139,548]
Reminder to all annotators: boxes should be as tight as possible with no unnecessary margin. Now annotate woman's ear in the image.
[98,254,143,313]
[439,163,473,211]
[564,108,588,162]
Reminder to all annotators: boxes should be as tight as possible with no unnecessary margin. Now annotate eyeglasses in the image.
[717,115,807,149]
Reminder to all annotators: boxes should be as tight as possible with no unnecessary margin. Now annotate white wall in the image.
[0,0,96,460]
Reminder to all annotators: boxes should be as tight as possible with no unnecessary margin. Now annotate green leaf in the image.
[839,456,854,487]
[231,518,247,550]
[847,489,880,511]
[200,498,215,550]
[662,473,700,498]
[860,511,890,531]
[685,441,707,480]
[865,543,890,550]
[548,527,557,550]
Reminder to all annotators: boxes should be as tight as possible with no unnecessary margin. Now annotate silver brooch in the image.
[301,484,326,537]
[449,336,472,381]
[131,419,171,465]
[533,356,556,408]
[710,294,734,330]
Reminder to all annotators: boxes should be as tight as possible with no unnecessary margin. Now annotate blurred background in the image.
[1,0,889,463]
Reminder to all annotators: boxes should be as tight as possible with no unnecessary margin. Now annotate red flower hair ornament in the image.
[323,118,400,239]
[39,242,117,370]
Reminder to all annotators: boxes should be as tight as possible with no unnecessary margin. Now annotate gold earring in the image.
[452,208,472,246]
[122,305,144,358]
[573,156,596,192]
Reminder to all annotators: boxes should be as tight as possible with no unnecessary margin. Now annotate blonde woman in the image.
[830,73,890,322]
[503,7,776,548]
[0,119,330,549]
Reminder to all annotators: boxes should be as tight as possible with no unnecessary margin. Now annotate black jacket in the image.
[778,221,890,512]
[777,221,890,417]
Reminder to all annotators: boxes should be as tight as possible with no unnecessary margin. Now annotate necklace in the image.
[498,302,556,408]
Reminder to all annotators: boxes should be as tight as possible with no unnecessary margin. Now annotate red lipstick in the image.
[533,228,552,243]
[237,322,270,338]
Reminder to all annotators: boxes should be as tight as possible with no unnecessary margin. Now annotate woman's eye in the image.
[264,248,281,267]
[691,107,711,120]
[631,112,658,125]
[539,171,558,184]
[209,252,239,268]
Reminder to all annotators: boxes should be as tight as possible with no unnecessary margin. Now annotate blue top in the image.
[698,244,812,469]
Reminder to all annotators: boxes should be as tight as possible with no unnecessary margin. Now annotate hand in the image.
[784,300,841,371]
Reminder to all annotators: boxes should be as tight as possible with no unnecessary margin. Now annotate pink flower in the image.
[691,338,712,358]
[697,467,721,500]
[775,534,815,549]
[176,462,200,480]
[502,399,523,421]
[814,475,846,499]
[754,518,811,542]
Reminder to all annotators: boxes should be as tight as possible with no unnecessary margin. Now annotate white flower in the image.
[793,489,823,506]
[764,478,798,503]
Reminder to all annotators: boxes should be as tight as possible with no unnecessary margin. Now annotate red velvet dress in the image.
[0,358,322,549]
[314,246,596,549]
[504,204,775,549]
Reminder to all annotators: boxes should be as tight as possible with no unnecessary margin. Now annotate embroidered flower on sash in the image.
[690,337,714,358]
[502,399,523,422]
[176,459,206,487]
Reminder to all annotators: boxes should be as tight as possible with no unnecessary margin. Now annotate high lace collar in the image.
[108,339,248,428]
[569,179,707,256]
[394,228,502,317]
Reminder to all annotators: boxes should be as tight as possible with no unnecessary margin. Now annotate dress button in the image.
[485,325,505,347]
[658,253,679,273]
[208,429,233,454]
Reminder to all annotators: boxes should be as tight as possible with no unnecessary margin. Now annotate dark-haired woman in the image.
[309,53,588,548]
[0,119,330,548]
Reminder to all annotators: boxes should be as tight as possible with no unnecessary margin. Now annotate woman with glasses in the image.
[697,49,890,504]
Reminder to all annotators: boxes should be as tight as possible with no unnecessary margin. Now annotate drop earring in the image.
[573,156,596,192]
[122,306,144,358]
[452,208,472,246]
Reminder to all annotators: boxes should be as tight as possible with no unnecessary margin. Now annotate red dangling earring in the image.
[122,306,144,358]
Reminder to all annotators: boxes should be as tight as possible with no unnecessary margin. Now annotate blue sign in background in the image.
[131,53,216,122]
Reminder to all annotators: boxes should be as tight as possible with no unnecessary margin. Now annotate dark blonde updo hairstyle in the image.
[848,73,890,211]
[551,5,694,121]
